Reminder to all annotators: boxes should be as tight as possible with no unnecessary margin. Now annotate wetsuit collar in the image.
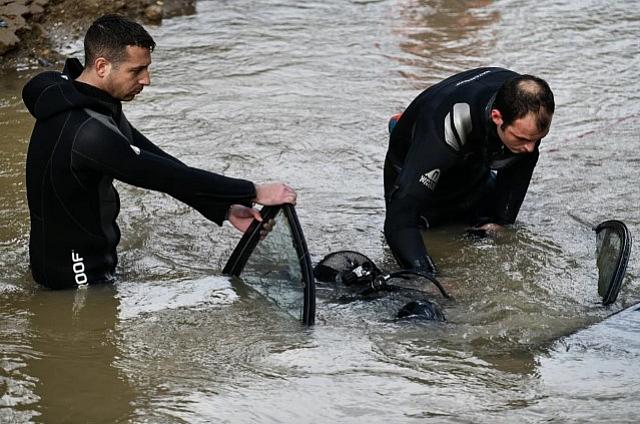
[64,58,123,119]
[483,93,503,154]
[72,80,122,117]
[483,93,520,168]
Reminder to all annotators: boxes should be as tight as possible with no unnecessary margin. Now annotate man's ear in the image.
[490,109,503,127]
[94,57,112,78]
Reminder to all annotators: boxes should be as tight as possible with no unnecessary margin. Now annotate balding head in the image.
[493,75,555,131]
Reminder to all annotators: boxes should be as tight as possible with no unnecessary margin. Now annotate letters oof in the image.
[71,251,88,286]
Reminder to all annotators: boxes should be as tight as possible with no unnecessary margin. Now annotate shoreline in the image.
[0,0,195,73]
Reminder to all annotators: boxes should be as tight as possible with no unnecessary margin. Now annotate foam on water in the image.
[115,276,238,320]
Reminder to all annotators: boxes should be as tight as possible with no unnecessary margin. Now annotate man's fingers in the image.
[277,185,296,205]
[230,204,261,222]
[255,183,298,206]
[261,219,275,233]
[286,187,297,205]
[467,223,504,237]
[277,184,296,205]
[258,218,276,240]
[249,207,262,222]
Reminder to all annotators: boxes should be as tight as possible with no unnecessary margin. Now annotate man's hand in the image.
[254,182,297,206]
[467,223,504,237]
[410,254,438,276]
[227,204,275,239]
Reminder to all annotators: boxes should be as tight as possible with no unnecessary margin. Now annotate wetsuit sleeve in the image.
[129,124,186,166]
[385,197,430,269]
[384,111,458,269]
[71,118,256,225]
[492,145,539,225]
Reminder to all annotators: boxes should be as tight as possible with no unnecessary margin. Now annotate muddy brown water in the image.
[1,1,639,422]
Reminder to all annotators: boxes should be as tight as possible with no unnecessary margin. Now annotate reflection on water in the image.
[533,305,640,422]
[393,0,499,85]
[26,286,135,423]
[1,0,639,422]
[0,71,31,290]
[0,286,135,423]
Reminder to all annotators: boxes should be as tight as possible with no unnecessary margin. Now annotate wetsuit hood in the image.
[22,58,120,120]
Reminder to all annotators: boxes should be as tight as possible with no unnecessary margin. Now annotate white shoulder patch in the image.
[444,103,472,151]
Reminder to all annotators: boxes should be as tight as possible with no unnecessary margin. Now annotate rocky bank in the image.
[0,0,195,72]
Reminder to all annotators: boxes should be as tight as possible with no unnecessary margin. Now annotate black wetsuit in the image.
[384,67,541,271]
[22,58,256,289]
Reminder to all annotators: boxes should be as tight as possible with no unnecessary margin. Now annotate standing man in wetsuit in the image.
[384,67,554,274]
[22,15,297,289]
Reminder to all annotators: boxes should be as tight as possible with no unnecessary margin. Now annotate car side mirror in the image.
[594,220,632,305]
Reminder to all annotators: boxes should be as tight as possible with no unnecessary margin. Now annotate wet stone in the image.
[0,27,20,55]
[144,4,162,23]
[32,22,46,37]
[4,14,26,29]
[164,0,195,18]
[0,0,33,56]
[29,4,44,15]
[2,3,30,17]
[1,0,199,68]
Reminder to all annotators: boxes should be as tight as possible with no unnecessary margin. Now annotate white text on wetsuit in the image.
[419,169,441,190]
[71,250,88,286]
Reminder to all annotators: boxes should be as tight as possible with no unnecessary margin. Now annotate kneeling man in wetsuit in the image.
[22,15,296,289]
[384,68,555,274]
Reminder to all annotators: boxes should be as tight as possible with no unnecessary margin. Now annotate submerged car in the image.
[223,204,632,327]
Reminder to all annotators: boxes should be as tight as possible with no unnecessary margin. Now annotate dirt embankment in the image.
[0,0,195,72]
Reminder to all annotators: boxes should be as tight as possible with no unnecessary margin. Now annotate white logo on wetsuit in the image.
[454,70,492,87]
[419,169,440,190]
[130,144,141,155]
[71,250,88,286]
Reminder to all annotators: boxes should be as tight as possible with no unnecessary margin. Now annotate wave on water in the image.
[115,276,238,320]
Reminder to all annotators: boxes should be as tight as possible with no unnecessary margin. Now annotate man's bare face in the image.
[492,110,551,154]
[104,46,151,101]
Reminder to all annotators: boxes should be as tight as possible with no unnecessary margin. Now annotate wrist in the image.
[253,183,261,204]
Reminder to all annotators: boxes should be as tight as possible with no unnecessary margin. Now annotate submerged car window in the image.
[224,205,315,325]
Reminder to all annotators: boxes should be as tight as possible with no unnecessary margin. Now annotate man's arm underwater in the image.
[468,145,540,236]
[384,115,460,274]
[384,194,438,274]
[492,146,539,225]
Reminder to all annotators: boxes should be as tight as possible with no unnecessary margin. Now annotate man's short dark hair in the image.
[84,14,156,67]
[493,75,555,131]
